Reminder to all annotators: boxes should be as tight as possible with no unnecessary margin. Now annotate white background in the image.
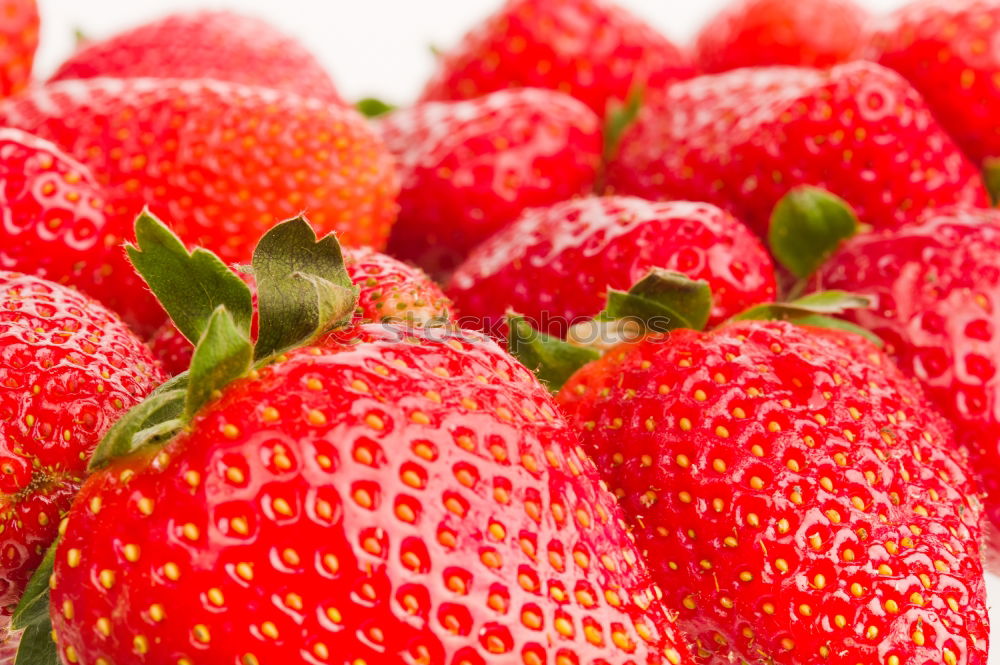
[33,0,1000,660]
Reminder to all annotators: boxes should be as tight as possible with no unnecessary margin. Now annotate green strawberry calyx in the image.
[768,185,862,286]
[509,269,878,393]
[12,210,360,664]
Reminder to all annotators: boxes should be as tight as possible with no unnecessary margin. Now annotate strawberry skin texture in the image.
[0,78,399,268]
[556,321,988,665]
[606,62,989,238]
[49,324,694,665]
[0,0,36,98]
[448,196,776,337]
[378,88,602,276]
[867,0,1000,167]
[50,10,342,105]
[818,208,1000,563]
[695,0,868,72]
[0,272,163,620]
[0,128,159,334]
[419,0,694,115]
[149,247,452,376]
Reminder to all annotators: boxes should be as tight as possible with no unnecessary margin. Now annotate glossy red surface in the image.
[868,0,1000,166]
[695,0,868,72]
[819,208,1000,562]
[50,10,342,105]
[51,323,694,665]
[448,196,776,337]
[0,0,36,98]
[0,272,163,620]
[0,128,158,334]
[606,62,988,238]
[378,88,602,277]
[0,78,398,269]
[557,321,987,664]
[420,0,694,115]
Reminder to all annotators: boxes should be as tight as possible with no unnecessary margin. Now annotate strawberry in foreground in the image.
[817,206,1000,566]
[0,0,36,99]
[149,245,452,376]
[448,196,777,338]
[606,61,989,238]
[419,0,694,115]
[694,0,868,72]
[0,127,160,334]
[377,88,602,277]
[510,273,988,664]
[0,77,398,309]
[13,213,696,665]
[867,0,1000,186]
[0,272,164,632]
[49,10,342,105]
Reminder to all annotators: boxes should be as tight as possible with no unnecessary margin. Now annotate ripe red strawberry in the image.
[50,10,342,105]
[31,215,696,665]
[606,62,989,238]
[149,246,452,376]
[448,196,777,337]
[867,0,1000,170]
[0,0,36,98]
[0,78,398,288]
[378,88,602,276]
[0,128,160,333]
[694,0,868,72]
[555,319,988,664]
[0,272,164,625]
[419,0,694,115]
[817,207,1000,564]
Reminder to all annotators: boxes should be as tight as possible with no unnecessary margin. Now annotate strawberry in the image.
[149,246,452,376]
[816,207,1000,565]
[0,0,36,98]
[694,0,868,72]
[0,271,164,627]
[15,213,696,665]
[605,61,989,238]
[0,78,398,316]
[512,276,987,665]
[419,0,694,115]
[447,196,777,337]
[0,127,160,333]
[867,0,1000,173]
[378,88,602,277]
[49,10,342,105]
[556,320,987,664]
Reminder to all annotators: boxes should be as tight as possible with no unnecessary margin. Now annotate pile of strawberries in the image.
[2,0,1000,663]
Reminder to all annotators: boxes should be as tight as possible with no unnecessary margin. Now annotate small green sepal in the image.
[12,541,58,665]
[769,186,859,279]
[186,307,254,419]
[984,157,1000,206]
[126,210,253,343]
[356,97,396,118]
[733,291,882,346]
[88,372,188,471]
[603,87,643,163]
[252,217,359,360]
[508,314,601,393]
[601,269,712,333]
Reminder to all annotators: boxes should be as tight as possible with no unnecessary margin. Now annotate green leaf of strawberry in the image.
[252,217,358,359]
[600,268,711,332]
[11,543,55,632]
[87,373,188,471]
[126,210,254,343]
[355,97,396,118]
[15,622,57,665]
[507,313,601,391]
[185,307,253,418]
[603,87,643,164]
[768,186,859,279]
